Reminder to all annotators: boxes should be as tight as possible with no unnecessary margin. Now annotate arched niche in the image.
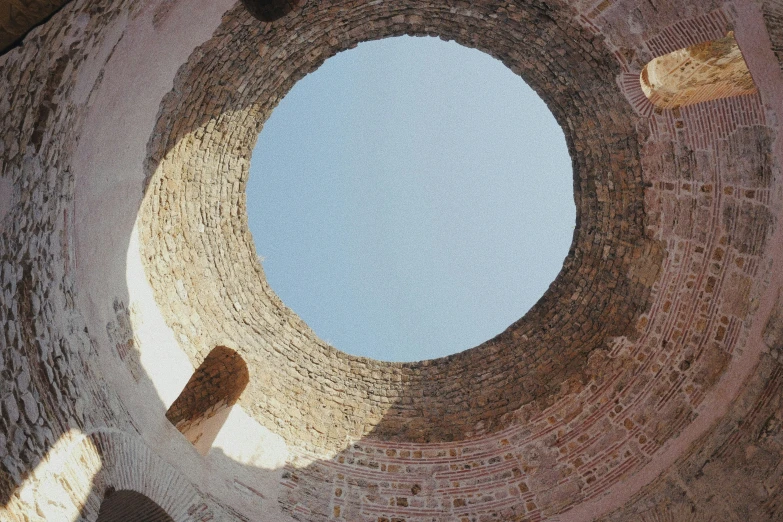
[165,346,250,455]
[96,488,175,522]
[640,32,757,109]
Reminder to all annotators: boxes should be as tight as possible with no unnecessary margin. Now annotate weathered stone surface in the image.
[599,357,783,521]
[0,0,70,54]
[3,396,19,425]
[764,291,783,363]
[143,0,660,452]
[1,0,783,520]
[20,392,38,424]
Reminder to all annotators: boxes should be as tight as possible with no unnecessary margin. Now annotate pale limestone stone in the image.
[22,392,39,424]
[4,395,20,424]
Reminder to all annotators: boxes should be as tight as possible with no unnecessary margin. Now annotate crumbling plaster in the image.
[2,0,783,521]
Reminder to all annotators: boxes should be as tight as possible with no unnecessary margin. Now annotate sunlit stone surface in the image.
[2,0,783,520]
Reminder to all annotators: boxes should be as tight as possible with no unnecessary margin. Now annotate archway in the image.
[96,488,175,522]
[165,346,250,455]
[641,32,757,109]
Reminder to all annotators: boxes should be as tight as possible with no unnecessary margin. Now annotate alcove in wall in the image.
[165,346,249,455]
[96,488,174,522]
[640,32,757,109]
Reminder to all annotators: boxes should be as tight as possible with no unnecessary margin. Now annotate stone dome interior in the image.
[244,34,576,363]
[2,0,783,520]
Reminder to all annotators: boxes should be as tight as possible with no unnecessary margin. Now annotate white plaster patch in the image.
[126,227,193,408]
[211,406,290,470]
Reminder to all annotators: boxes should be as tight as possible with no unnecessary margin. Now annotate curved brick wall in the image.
[2,0,783,520]
[140,0,662,451]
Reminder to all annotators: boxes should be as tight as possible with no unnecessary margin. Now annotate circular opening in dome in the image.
[247,36,574,362]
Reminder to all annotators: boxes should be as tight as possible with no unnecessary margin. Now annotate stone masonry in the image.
[2,0,783,520]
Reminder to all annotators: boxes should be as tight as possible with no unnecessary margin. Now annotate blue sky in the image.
[247,36,574,362]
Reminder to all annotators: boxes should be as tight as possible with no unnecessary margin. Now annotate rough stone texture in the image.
[1,0,783,521]
[763,1,783,71]
[0,0,276,519]
[0,0,135,508]
[598,355,783,522]
[764,291,783,363]
[142,0,661,452]
[0,0,70,52]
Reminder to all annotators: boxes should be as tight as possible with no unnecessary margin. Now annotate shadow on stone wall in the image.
[2,0,783,521]
[0,0,683,513]
[137,0,663,452]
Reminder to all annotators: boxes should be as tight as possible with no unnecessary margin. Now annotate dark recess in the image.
[240,0,303,22]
